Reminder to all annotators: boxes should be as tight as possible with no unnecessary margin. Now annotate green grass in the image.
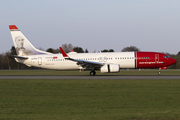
[0,79,180,120]
[0,69,180,75]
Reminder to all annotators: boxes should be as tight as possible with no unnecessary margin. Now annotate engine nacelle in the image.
[100,64,120,73]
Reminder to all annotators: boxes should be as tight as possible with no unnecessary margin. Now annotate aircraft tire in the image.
[158,71,161,75]
[90,71,96,76]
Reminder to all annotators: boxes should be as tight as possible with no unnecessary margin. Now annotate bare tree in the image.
[62,43,73,53]
[121,46,140,52]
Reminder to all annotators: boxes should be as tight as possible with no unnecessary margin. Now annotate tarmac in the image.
[0,75,180,79]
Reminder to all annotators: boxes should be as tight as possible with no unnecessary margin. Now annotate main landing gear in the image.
[90,70,96,76]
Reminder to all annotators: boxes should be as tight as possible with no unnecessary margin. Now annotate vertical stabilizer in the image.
[9,25,51,56]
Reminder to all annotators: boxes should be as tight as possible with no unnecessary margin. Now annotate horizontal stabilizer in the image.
[7,55,28,59]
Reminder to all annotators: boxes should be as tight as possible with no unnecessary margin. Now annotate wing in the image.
[59,47,104,69]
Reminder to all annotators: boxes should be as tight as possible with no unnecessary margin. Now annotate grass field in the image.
[1,79,180,120]
[0,69,180,75]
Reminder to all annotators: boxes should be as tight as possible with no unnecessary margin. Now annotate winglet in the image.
[59,47,68,58]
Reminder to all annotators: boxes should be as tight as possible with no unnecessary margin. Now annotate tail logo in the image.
[15,36,33,56]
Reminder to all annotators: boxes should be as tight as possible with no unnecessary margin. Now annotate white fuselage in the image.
[16,52,136,70]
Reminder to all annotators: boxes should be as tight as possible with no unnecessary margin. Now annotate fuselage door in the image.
[155,54,159,63]
[38,57,42,65]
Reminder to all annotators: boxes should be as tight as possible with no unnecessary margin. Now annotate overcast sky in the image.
[1,0,180,54]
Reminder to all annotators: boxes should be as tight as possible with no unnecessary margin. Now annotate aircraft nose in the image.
[171,58,177,65]
[173,58,177,64]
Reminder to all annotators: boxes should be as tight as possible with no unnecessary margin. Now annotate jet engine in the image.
[100,64,120,73]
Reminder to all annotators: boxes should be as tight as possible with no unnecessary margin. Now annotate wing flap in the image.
[75,59,103,66]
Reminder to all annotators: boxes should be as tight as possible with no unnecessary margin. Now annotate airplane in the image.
[9,25,177,76]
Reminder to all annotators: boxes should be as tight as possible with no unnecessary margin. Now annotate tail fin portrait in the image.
[9,25,51,56]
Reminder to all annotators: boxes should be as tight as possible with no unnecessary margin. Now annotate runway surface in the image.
[0,75,180,79]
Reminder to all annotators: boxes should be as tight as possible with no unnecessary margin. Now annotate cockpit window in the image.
[163,56,170,58]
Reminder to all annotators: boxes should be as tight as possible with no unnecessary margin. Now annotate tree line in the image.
[1,45,179,70]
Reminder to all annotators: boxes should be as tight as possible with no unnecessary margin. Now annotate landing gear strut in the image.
[90,70,96,76]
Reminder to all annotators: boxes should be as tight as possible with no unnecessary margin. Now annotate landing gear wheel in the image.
[90,71,96,76]
[158,71,161,75]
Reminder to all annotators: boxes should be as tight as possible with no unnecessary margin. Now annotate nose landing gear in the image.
[158,71,161,75]
[158,67,167,75]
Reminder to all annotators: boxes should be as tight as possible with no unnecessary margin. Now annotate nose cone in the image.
[171,58,177,64]
[170,58,177,65]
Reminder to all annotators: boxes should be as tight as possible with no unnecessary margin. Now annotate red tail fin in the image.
[9,25,18,30]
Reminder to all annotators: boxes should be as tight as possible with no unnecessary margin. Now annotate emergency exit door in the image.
[38,57,42,65]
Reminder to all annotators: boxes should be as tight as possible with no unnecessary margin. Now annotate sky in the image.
[1,0,180,54]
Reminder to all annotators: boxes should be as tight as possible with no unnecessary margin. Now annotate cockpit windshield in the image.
[163,56,170,58]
